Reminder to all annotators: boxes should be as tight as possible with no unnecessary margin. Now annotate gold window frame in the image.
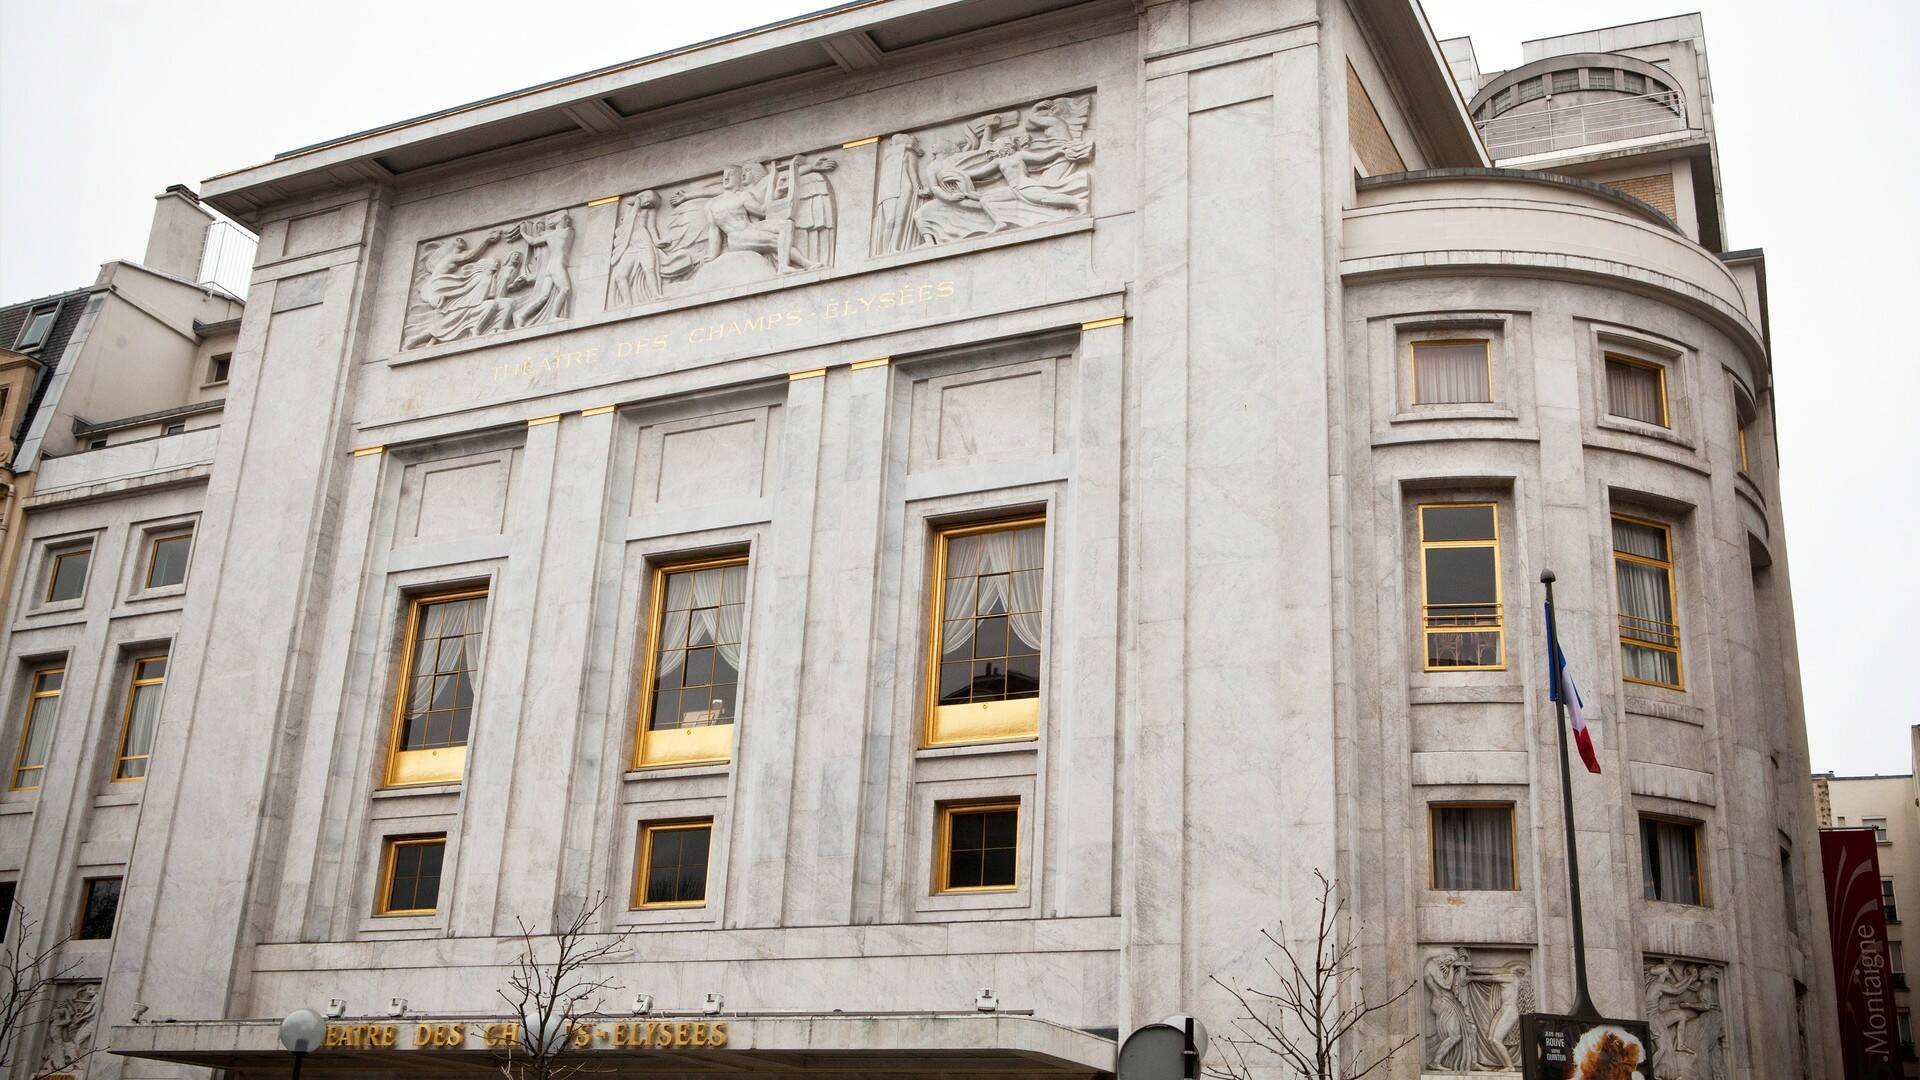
[42,547,90,605]
[633,555,747,769]
[1639,813,1708,906]
[112,655,167,782]
[142,530,194,590]
[1408,338,1494,405]
[1604,352,1671,428]
[1427,801,1519,891]
[1416,503,1506,671]
[632,819,713,910]
[76,876,120,939]
[923,516,1046,748]
[933,799,1021,894]
[1611,514,1684,690]
[383,587,488,787]
[375,834,447,916]
[10,667,63,791]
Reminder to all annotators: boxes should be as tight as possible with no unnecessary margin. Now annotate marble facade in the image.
[0,2,1836,1080]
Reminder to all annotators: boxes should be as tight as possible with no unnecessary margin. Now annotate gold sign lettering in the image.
[325,1019,729,1051]
[323,1023,398,1048]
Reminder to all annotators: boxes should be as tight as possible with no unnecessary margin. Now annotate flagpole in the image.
[1541,569,1599,1020]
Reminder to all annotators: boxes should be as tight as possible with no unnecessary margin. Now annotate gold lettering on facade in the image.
[324,1023,400,1049]
[488,280,958,382]
[326,1019,729,1051]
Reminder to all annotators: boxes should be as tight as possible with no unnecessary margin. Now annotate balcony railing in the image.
[198,220,257,299]
[1478,91,1689,161]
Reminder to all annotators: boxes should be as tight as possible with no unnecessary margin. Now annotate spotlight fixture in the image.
[702,993,724,1015]
[325,999,347,1019]
[389,998,408,1018]
[631,994,654,1016]
[976,988,999,1012]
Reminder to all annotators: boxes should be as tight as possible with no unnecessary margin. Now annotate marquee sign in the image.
[320,1019,729,1051]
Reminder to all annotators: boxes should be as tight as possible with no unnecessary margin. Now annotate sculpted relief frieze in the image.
[872,94,1094,257]
[1643,957,1726,1080]
[607,152,841,310]
[1424,947,1534,1073]
[402,210,578,351]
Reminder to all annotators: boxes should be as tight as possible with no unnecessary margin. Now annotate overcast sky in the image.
[1,1,1911,774]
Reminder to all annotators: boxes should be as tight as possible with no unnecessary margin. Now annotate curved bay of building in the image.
[0,4,1834,1080]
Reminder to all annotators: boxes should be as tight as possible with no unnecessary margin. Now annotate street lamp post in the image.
[279,1009,326,1080]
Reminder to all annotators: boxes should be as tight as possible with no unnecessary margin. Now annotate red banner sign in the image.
[1821,827,1901,1078]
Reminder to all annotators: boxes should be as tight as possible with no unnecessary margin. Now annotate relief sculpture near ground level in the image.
[871,94,1094,256]
[1423,947,1534,1073]
[38,982,98,1075]
[401,210,577,350]
[1644,957,1727,1080]
[607,152,839,309]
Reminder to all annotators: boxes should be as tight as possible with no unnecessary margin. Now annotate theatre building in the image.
[0,1,1836,1078]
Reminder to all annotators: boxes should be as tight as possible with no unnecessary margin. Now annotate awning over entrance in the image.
[111,1013,1117,1078]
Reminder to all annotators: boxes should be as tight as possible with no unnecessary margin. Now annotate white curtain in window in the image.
[407,601,462,724]
[125,684,163,758]
[1414,343,1490,404]
[715,564,747,670]
[1433,807,1512,890]
[1607,360,1664,424]
[1008,527,1045,651]
[1643,820,1700,904]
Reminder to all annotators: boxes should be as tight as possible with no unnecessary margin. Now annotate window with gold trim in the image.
[1410,340,1492,405]
[1612,516,1682,689]
[376,835,446,916]
[76,876,120,939]
[935,801,1019,893]
[1418,504,1504,670]
[1605,353,1669,427]
[635,557,746,768]
[113,655,167,781]
[43,546,90,605]
[385,589,488,787]
[1430,803,1516,890]
[1640,815,1705,906]
[143,529,194,590]
[925,518,1045,746]
[634,820,711,908]
[11,667,63,790]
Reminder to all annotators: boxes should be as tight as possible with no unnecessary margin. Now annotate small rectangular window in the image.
[1866,816,1889,844]
[11,667,64,790]
[635,557,746,768]
[1623,71,1646,94]
[1885,878,1901,923]
[1641,816,1705,905]
[1431,804,1516,890]
[14,305,57,351]
[77,877,121,939]
[1613,516,1682,689]
[0,881,13,940]
[144,531,194,590]
[113,655,168,781]
[44,547,90,604]
[385,590,488,786]
[1411,340,1492,405]
[163,422,186,436]
[927,518,1045,747]
[377,835,446,916]
[1516,77,1544,103]
[936,801,1020,893]
[1551,70,1579,94]
[86,439,107,451]
[1893,941,1906,975]
[207,354,232,385]
[1900,1010,1913,1046]
[1605,354,1669,427]
[634,820,712,908]
[1588,69,1615,90]
[1419,504,1504,669]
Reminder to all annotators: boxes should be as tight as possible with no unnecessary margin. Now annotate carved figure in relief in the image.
[1423,947,1534,1073]
[1643,958,1725,1080]
[876,96,1094,256]
[608,154,839,308]
[401,209,577,350]
[39,983,97,1074]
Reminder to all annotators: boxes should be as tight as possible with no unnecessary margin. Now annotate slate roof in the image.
[0,285,95,469]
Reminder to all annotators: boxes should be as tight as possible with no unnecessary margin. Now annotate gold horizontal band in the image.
[841,135,880,148]
[527,414,562,427]
[350,445,385,458]
[788,368,827,381]
[585,195,623,208]
[580,404,617,417]
[1080,315,1127,331]
[849,356,891,370]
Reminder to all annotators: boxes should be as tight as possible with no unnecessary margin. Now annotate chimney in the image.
[144,185,214,281]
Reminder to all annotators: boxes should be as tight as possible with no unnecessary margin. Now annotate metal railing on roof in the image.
[198,220,257,299]
[1477,91,1689,161]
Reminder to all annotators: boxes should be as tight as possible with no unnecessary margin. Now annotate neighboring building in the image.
[0,3,1835,1080]
[1816,726,1920,1072]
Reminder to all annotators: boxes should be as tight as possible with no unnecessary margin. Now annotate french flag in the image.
[1546,604,1602,774]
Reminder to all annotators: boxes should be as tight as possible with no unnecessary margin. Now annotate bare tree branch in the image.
[1203,871,1416,1080]
[493,896,633,1080]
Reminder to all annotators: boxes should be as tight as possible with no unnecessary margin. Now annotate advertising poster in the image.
[1521,1013,1652,1079]
[1821,827,1902,1079]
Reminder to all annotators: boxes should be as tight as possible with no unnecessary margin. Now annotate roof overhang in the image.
[197,0,1112,225]
[111,1013,1117,1079]
[1347,0,1489,168]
